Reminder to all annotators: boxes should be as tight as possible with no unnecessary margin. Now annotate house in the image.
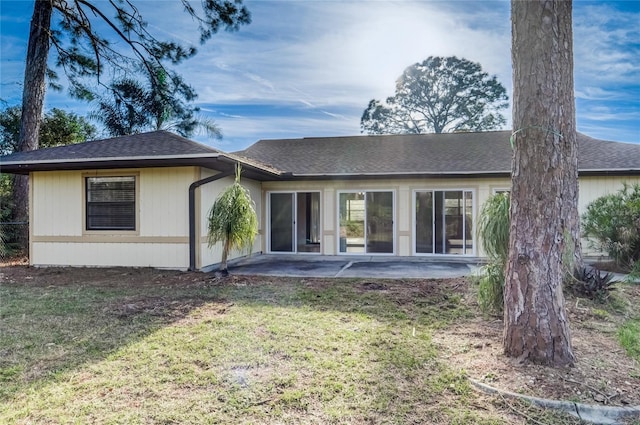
[1,130,639,270]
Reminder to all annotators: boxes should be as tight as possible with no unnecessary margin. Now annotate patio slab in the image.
[212,254,481,279]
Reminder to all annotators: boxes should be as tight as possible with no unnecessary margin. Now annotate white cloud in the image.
[580,106,640,122]
[575,86,630,101]
[2,0,637,146]
[175,2,512,107]
[574,4,640,83]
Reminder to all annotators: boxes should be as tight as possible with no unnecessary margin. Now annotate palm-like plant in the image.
[207,166,258,275]
[476,192,510,314]
[478,192,510,263]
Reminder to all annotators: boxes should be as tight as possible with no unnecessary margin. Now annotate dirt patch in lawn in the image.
[1,264,638,412]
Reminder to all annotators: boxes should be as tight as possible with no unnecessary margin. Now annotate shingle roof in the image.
[0,130,282,179]
[235,131,640,177]
[1,130,219,163]
[2,130,638,179]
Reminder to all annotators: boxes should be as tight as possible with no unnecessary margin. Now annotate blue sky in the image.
[1,0,639,151]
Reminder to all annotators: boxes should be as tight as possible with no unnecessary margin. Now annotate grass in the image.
[619,320,640,362]
[0,268,601,424]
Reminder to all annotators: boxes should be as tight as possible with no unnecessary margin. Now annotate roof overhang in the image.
[274,168,640,181]
[0,154,283,181]
[578,169,640,177]
[278,171,513,180]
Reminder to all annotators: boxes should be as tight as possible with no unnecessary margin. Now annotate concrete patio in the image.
[206,254,483,279]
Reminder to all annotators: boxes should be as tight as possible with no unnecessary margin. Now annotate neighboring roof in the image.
[235,131,640,178]
[0,130,282,179]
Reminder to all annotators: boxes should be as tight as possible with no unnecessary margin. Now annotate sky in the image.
[1,0,639,151]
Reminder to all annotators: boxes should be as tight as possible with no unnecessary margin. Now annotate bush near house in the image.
[475,192,510,315]
[582,183,640,272]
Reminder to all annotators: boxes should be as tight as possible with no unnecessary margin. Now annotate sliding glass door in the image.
[339,191,394,254]
[415,190,474,255]
[269,192,321,253]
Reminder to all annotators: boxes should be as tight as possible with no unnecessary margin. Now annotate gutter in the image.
[188,169,235,271]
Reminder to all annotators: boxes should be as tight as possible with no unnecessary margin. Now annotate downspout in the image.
[188,169,234,271]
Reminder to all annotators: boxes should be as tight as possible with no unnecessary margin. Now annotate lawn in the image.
[1,266,638,424]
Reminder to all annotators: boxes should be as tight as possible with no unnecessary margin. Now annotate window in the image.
[268,192,321,253]
[339,191,394,254]
[415,190,474,255]
[493,188,511,195]
[86,176,136,230]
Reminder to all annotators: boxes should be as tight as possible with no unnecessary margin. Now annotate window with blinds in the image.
[86,176,136,230]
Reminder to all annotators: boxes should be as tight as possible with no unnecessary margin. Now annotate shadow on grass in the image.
[0,266,494,423]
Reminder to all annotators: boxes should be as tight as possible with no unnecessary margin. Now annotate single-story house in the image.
[1,130,639,270]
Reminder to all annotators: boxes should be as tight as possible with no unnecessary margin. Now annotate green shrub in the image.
[478,192,510,262]
[626,260,640,284]
[567,266,618,302]
[582,183,640,271]
[476,192,510,315]
[476,262,505,315]
[0,174,23,258]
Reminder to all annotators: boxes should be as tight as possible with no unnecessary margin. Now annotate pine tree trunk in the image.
[504,0,577,366]
[12,0,53,224]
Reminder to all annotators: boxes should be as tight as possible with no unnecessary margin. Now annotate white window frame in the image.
[266,191,322,255]
[336,189,396,255]
[412,188,476,257]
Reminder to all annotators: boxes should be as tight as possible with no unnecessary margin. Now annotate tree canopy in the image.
[0,105,96,155]
[360,56,508,135]
[18,0,250,153]
[91,66,221,139]
[12,0,251,225]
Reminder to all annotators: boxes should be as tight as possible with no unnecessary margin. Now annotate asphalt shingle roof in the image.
[2,130,638,178]
[1,130,219,163]
[235,131,640,176]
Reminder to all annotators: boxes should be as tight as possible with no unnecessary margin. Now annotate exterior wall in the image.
[197,169,263,269]
[262,175,640,259]
[30,167,198,269]
[28,168,640,269]
[262,177,512,258]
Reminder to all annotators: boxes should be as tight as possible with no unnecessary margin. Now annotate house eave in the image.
[0,154,283,180]
[278,171,513,181]
[578,169,640,177]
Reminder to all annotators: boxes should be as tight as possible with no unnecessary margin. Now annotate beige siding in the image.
[32,171,83,236]
[138,167,193,237]
[31,167,197,269]
[578,176,640,214]
[31,242,188,269]
[29,167,640,269]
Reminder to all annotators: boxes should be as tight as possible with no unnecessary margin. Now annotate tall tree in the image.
[39,108,97,148]
[1,105,96,154]
[504,0,579,366]
[13,0,251,223]
[91,67,221,139]
[360,56,508,135]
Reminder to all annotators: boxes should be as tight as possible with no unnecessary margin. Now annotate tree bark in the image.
[12,0,53,225]
[504,0,577,366]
